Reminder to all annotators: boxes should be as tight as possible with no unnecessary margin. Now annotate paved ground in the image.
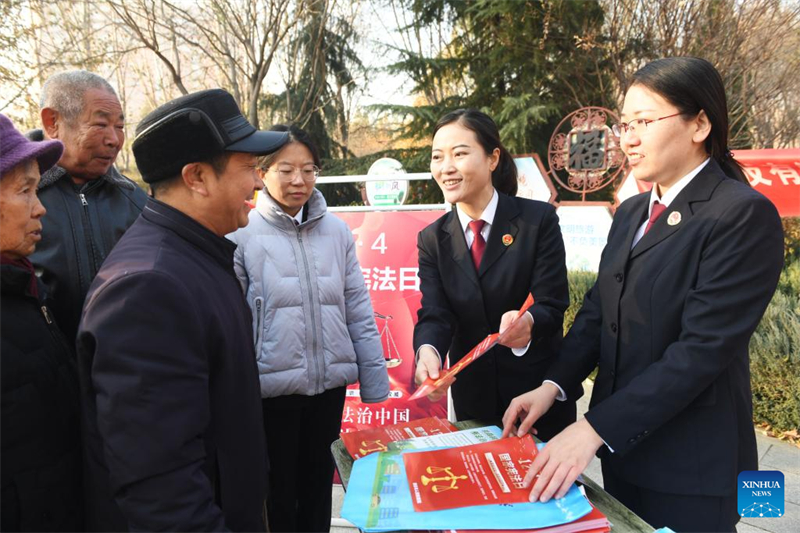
[331,380,799,532]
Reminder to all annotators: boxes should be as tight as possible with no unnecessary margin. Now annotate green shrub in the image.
[750,260,800,433]
[564,270,597,334]
[783,217,800,265]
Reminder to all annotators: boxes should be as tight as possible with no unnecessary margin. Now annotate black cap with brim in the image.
[227,129,289,155]
[132,89,290,184]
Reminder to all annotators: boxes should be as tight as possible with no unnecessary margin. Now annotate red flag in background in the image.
[733,149,800,217]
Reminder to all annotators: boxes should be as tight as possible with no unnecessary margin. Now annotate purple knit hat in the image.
[0,113,64,177]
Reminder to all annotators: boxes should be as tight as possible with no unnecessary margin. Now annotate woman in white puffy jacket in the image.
[228,125,389,533]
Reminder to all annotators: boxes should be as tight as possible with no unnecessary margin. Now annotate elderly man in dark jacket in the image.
[76,89,289,532]
[29,70,147,342]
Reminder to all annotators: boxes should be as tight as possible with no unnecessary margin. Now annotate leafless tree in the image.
[602,0,800,148]
[105,0,303,128]
[0,0,139,125]
[278,0,335,126]
[276,2,361,121]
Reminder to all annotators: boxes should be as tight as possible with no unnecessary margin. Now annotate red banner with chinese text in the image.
[733,149,800,217]
[334,210,449,434]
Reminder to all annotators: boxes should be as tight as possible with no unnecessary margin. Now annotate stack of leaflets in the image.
[342,424,608,532]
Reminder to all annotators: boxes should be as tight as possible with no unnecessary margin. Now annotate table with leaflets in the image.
[331,419,655,533]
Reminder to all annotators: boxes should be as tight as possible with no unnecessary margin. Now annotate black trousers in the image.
[262,387,347,533]
[601,462,740,532]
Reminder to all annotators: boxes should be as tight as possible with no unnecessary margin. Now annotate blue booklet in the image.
[342,441,592,531]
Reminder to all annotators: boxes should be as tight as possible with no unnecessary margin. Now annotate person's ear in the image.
[181,162,213,197]
[41,108,61,139]
[692,110,712,144]
[488,147,501,172]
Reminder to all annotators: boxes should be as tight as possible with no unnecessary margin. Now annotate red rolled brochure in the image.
[409,293,534,401]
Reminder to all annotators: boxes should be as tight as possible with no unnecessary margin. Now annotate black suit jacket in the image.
[413,193,574,437]
[547,160,784,496]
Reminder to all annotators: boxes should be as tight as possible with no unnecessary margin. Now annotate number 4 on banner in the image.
[371,233,387,254]
[409,293,535,401]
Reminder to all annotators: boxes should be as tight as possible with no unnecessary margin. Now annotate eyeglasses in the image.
[267,165,320,182]
[611,112,686,137]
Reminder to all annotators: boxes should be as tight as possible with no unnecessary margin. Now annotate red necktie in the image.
[469,220,487,269]
[644,201,667,235]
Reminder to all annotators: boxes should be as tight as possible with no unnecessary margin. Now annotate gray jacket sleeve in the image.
[342,229,389,403]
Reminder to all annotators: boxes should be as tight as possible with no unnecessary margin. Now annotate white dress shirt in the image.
[457,188,499,248]
[293,206,304,225]
[416,189,533,365]
[630,158,709,248]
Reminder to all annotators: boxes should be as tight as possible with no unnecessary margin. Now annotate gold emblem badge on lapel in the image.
[668,211,682,226]
[502,234,514,246]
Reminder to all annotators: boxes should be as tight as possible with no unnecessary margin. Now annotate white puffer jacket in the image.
[228,189,389,402]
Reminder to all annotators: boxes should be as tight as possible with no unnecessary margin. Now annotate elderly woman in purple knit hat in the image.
[1,113,84,531]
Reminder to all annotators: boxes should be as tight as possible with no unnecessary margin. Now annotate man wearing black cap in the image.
[76,89,289,532]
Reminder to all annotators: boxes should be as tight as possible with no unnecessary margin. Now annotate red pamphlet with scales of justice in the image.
[403,434,539,512]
